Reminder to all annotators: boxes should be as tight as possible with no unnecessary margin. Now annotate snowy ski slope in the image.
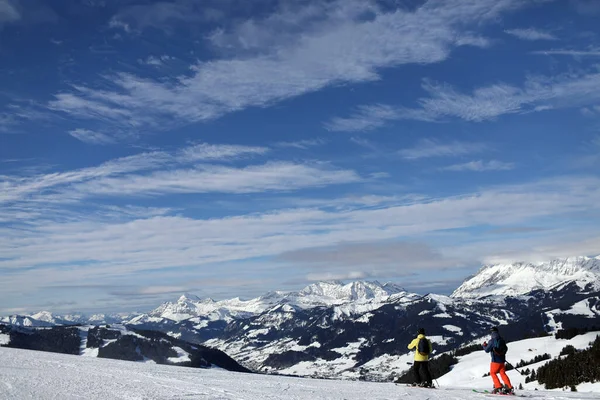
[1,341,598,400]
[438,332,600,391]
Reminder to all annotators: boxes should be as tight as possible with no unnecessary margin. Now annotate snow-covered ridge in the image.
[5,256,598,325]
[143,280,408,323]
[298,280,404,301]
[451,256,600,299]
[1,312,138,327]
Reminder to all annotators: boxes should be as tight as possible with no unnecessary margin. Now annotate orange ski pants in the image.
[490,362,512,389]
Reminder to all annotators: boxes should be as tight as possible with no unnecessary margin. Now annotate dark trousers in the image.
[413,361,432,384]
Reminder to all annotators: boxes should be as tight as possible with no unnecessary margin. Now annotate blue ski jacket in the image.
[483,332,506,363]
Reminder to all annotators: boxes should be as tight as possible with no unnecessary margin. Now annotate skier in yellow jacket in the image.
[407,328,433,387]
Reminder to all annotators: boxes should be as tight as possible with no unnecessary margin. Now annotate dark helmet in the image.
[491,326,499,333]
[418,328,425,335]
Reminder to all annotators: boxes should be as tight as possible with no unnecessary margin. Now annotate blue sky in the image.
[1,0,600,314]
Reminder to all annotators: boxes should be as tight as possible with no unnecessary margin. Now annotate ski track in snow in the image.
[1,347,598,400]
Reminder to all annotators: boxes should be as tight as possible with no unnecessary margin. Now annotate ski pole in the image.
[506,361,524,376]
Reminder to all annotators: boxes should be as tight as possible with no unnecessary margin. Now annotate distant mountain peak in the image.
[178,292,201,302]
[31,311,55,322]
[451,256,600,299]
[299,280,404,301]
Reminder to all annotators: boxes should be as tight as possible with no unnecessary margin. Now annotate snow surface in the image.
[443,325,463,334]
[168,346,191,363]
[438,332,600,393]
[555,299,600,318]
[78,327,99,357]
[0,333,9,345]
[0,346,597,400]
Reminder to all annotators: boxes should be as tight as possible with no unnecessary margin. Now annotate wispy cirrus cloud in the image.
[44,0,536,133]
[0,0,57,28]
[571,0,600,15]
[0,143,269,204]
[504,28,557,41]
[68,128,115,145]
[275,138,327,149]
[580,105,600,116]
[325,104,434,132]
[0,113,18,132]
[0,142,359,210]
[398,139,487,160]
[533,46,600,57]
[178,142,268,162]
[71,162,361,197]
[441,160,515,171]
[0,0,20,27]
[327,70,600,129]
[109,0,225,33]
[1,176,599,301]
[137,55,174,66]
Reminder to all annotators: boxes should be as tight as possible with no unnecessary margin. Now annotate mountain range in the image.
[2,256,599,381]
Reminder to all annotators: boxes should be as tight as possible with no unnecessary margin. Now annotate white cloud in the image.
[442,160,515,171]
[456,234,600,266]
[306,271,368,282]
[350,136,378,150]
[0,0,57,27]
[533,46,600,57]
[0,142,280,204]
[328,70,600,128]
[325,104,435,132]
[109,0,224,33]
[47,0,535,132]
[0,0,20,26]
[138,55,173,66]
[275,138,327,149]
[0,113,18,132]
[136,286,190,295]
[68,128,114,145]
[178,143,268,162]
[580,105,600,116]
[280,241,456,271]
[504,28,557,41]
[72,162,361,197]
[1,176,599,288]
[571,0,600,15]
[398,139,487,160]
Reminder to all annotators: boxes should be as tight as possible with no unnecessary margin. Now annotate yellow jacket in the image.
[408,334,432,361]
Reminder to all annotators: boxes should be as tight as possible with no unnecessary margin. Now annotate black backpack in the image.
[417,338,431,356]
[493,337,508,356]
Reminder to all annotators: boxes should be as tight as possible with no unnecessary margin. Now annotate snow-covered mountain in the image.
[2,256,599,382]
[0,315,55,327]
[451,256,600,299]
[139,281,409,324]
[1,312,139,327]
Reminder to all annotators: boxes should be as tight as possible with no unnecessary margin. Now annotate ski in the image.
[472,389,529,398]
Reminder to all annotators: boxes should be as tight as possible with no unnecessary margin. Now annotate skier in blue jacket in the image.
[483,327,514,394]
